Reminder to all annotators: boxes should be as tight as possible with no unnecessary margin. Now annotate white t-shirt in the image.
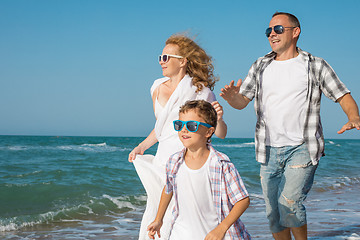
[262,54,308,147]
[169,155,218,240]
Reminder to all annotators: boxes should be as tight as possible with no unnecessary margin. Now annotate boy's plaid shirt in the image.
[165,145,251,239]
[240,48,350,165]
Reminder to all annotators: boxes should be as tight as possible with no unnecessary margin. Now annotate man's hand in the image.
[220,79,242,102]
[337,117,360,134]
[220,79,250,110]
[337,93,360,134]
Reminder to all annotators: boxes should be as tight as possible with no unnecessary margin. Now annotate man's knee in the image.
[278,194,306,228]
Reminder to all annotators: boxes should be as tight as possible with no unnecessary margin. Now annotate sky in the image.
[0,0,359,139]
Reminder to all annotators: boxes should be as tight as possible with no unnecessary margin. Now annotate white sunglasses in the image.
[158,54,183,63]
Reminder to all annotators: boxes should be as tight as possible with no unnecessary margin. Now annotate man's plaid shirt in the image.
[240,48,350,165]
[165,145,251,239]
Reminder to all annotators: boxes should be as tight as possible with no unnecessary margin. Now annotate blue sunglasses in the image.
[173,120,213,132]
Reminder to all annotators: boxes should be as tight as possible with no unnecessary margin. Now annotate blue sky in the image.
[1,0,359,139]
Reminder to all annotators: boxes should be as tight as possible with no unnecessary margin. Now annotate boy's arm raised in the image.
[147,187,173,239]
[205,197,250,240]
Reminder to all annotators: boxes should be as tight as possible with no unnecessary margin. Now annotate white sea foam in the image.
[315,176,360,191]
[81,142,107,147]
[15,170,42,178]
[134,195,147,202]
[102,194,137,210]
[213,142,255,148]
[0,210,59,232]
[60,143,131,153]
[8,146,27,151]
[3,143,130,153]
[346,233,360,240]
[0,198,117,232]
[326,140,342,147]
[84,205,94,214]
[0,222,17,232]
[0,194,141,232]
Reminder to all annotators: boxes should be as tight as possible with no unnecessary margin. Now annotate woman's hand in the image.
[128,129,158,162]
[212,101,224,121]
[212,101,227,139]
[128,145,145,162]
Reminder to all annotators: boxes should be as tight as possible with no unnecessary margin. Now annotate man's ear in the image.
[293,27,301,39]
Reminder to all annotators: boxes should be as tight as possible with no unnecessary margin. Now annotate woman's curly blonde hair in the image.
[165,34,218,92]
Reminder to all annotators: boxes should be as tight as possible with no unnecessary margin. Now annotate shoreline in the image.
[2,189,359,240]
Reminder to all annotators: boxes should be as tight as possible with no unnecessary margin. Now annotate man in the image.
[220,12,360,240]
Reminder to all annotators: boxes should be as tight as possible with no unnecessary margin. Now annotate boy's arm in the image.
[147,187,173,239]
[205,197,250,240]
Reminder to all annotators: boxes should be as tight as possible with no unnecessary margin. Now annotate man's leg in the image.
[271,225,307,240]
[291,224,307,240]
[260,147,287,234]
[278,144,317,239]
[272,228,291,240]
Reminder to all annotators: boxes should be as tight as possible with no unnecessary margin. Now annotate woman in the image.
[128,34,227,239]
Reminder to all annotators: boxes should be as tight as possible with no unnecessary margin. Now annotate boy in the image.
[147,100,251,240]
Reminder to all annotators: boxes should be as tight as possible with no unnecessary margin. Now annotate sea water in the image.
[0,136,359,239]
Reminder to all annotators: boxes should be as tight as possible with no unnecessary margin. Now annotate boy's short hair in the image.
[179,100,217,129]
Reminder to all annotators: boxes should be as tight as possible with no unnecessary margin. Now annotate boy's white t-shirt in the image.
[262,54,308,147]
[169,154,218,240]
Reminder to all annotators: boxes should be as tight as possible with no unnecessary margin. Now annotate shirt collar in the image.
[177,144,230,164]
[208,144,230,163]
[264,47,310,62]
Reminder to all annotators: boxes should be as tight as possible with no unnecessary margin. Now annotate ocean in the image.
[0,135,359,240]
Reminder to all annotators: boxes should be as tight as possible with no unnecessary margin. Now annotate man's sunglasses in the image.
[159,54,183,63]
[173,120,213,133]
[265,25,296,38]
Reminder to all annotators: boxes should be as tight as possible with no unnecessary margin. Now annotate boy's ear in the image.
[206,127,215,138]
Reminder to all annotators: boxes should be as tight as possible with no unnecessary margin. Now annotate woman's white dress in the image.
[133,75,215,240]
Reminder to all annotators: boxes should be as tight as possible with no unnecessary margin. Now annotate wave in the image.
[11,170,42,178]
[81,142,107,147]
[57,142,123,152]
[314,176,360,192]
[325,140,342,147]
[0,194,143,232]
[213,142,255,148]
[1,143,131,153]
[347,233,360,240]
[102,194,146,209]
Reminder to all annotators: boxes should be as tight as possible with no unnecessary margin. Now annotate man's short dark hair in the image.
[273,12,301,29]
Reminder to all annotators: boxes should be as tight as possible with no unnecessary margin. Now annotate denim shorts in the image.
[260,143,318,233]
